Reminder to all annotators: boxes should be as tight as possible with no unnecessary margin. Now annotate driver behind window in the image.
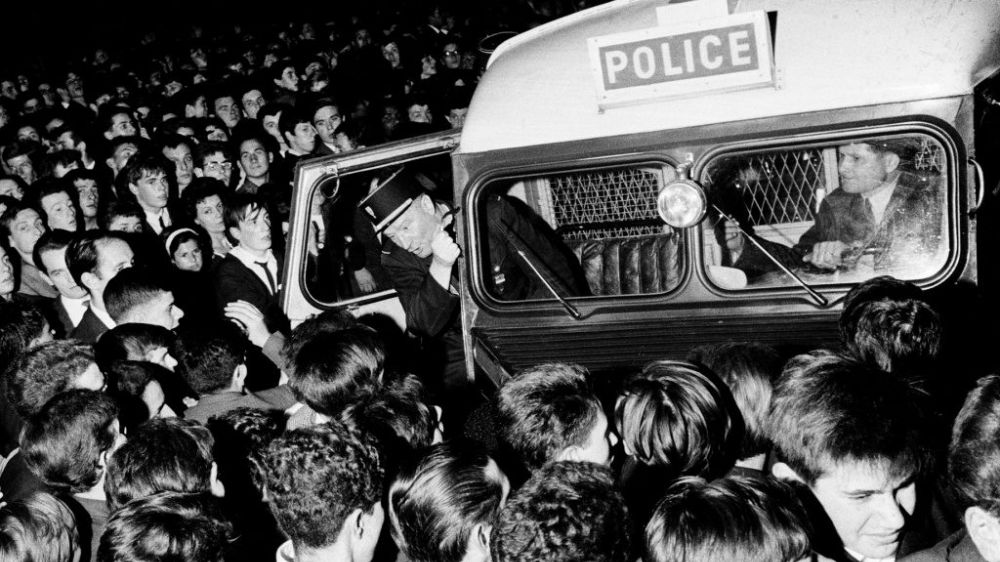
[724,139,942,280]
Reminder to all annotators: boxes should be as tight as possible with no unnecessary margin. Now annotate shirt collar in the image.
[90,304,116,330]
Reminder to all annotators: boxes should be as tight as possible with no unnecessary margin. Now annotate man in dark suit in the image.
[727,139,942,279]
[213,193,289,389]
[66,232,134,343]
[34,230,89,337]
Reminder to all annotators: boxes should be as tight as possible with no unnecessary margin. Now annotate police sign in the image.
[588,11,775,107]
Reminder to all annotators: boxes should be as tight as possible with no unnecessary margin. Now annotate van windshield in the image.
[700,133,950,290]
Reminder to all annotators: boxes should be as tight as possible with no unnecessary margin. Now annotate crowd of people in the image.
[0,3,996,562]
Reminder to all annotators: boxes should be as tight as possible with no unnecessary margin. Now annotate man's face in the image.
[442,43,461,70]
[16,125,40,143]
[129,170,170,212]
[241,89,265,119]
[109,143,139,174]
[838,143,894,195]
[199,151,233,184]
[6,155,36,185]
[107,112,137,139]
[239,139,270,180]
[0,178,24,200]
[213,96,241,129]
[108,216,143,233]
[0,246,14,295]
[132,290,184,330]
[39,246,88,299]
[408,103,431,124]
[446,107,468,129]
[90,239,134,296]
[276,66,299,92]
[195,195,225,233]
[163,144,194,189]
[232,207,272,253]
[810,460,916,560]
[262,112,283,144]
[8,208,45,256]
[286,122,317,154]
[383,198,439,258]
[313,104,342,145]
[0,80,17,100]
[205,124,229,143]
[187,96,207,119]
[0,105,9,128]
[40,192,78,232]
[382,42,401,68]
[74,178,100,219]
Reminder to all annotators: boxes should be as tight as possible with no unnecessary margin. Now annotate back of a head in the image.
[0,299,49,367]
[491,460,630,562]
[687,342,781,460]
[496,363,601,471]
[389,443,508,562]
[253,421,383,553]
[175,335,244,395]
[644,474,812,562]
[847,298,942,379]
[103,267,170,324]
[283,308,358,367]
[290,326,385,416]
[0,491,79,562]
[21,389,119,494]
[97,491,231,562]
[105,417,216,512]
[949,375,1000,515]
[768,350,931,485]
[615,360,743,479]
[94,323,173,372]
[5,340,97,419]
[839,275,924,344]
[340,374,436,474]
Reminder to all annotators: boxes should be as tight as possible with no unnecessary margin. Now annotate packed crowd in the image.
[0,3,995,562]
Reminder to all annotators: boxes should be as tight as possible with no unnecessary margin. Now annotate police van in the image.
[282,0,1000,386]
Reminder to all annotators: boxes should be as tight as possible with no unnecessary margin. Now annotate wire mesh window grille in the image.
[703,150,824,226]
[548,168,666,241]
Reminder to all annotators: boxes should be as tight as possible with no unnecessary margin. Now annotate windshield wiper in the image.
[713,205,828,307]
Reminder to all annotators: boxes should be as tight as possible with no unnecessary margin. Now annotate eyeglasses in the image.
[205,162,233,171]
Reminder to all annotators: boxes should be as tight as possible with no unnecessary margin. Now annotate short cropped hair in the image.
[175,336,244,394]
[615,360,742,479]
[97,492,231,562]
[290,326,385,416]
[491,461,630,562]
[104,267,171,322]
[66,231,130,287]
[389,443,508,562]
[949,374,1000,514]
[253,421,383,551]
[5,340,97,419]
[98,200,144,232]
[644,474,812,562]
[0,299,49,367]
[282,308,357,366]
[497,363,602,471]
[120,151,171,192]
[21,390,119,494]
[94,323,174,372]
[0,491,80,562]
[768,350,932,484]
[105,417,215,512]
[686,342,781,459]
[848,298,942,379]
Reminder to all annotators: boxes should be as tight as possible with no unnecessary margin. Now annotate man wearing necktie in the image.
[727,139,942,278]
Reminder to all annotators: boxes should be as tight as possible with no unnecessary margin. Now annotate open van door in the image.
[281,130,461,328]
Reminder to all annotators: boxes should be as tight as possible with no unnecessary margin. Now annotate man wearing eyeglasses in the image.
[194,141,236,189]
[311,98,344,156]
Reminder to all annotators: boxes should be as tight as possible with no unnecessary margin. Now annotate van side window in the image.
[701,134,949,289]
[476,165,684,301]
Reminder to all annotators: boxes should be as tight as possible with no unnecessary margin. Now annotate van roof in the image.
[460,0,1000,154]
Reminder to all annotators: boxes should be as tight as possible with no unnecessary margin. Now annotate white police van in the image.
[283,0,1000,386]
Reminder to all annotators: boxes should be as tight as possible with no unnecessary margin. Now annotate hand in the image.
[430,227,460,268]
[803,240,849,270]
[224,300,272,347]
[723,219,744,260]
[354,268,377,293]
